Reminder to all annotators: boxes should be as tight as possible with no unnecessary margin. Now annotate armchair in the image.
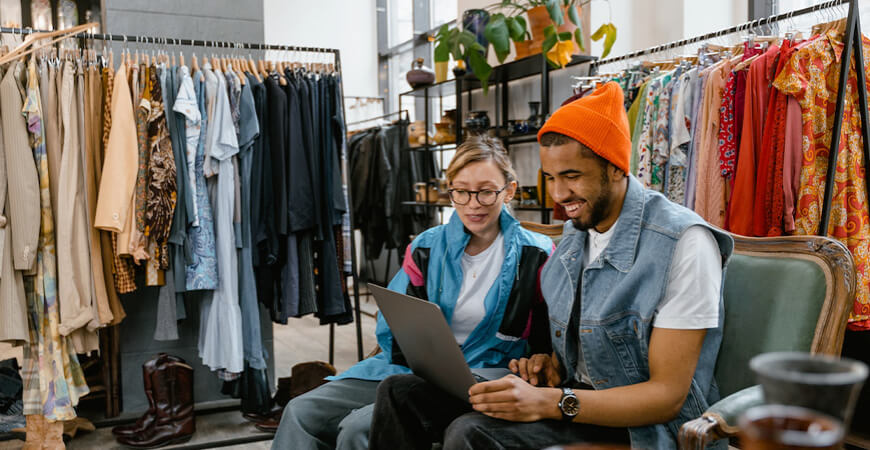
[678,234,856,449]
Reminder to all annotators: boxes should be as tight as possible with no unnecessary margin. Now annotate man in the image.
[368,82,734,449]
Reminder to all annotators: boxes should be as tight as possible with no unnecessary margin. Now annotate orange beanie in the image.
[537,81,631,174]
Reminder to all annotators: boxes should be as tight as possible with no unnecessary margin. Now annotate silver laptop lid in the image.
[368,283,477,401]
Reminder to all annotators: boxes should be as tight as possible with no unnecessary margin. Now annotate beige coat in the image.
[0,65,28,345]
[95,61,138,237]
[56,61,99,353]
[0,62,40,272]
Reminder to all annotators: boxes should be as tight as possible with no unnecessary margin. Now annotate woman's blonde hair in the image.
[445,135,517,185]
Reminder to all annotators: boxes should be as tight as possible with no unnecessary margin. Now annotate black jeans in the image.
[369,374,630,450]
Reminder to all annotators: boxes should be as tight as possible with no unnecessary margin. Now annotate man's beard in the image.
[570,175,612,231]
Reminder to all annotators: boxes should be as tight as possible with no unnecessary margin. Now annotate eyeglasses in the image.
[448,183,509,206]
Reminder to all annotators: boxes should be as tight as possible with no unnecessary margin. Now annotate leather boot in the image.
[116,360,195,448]
[42,418,65,450]
[21,414,44,450]
[112,354,183,438]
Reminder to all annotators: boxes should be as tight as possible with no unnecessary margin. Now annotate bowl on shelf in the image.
[520,186,540,207]
[508,119,530,135]
[433,122,456,144]
[464,110,491,135]
[407,120,430,147]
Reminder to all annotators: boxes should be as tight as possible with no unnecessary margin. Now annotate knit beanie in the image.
[537,81,631,174]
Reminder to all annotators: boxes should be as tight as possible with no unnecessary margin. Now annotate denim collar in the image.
[560,175,644,273]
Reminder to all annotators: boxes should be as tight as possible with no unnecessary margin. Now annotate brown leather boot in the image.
[116,360,195,448]
[42,418,65,450]
[112,353,183,438]
[21,414,44,450]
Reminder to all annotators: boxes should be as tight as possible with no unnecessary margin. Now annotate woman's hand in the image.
[508,352,562,387]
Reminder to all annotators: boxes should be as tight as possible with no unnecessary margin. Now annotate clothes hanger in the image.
[0,22,96,66]
[236,43,246,86]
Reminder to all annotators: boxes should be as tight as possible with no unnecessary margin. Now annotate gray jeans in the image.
[271,378,379,450]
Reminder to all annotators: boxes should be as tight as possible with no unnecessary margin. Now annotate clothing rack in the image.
[346,109,409,127]
[0,26,366,365]
[0,26,341,68]
[591,0,847,68]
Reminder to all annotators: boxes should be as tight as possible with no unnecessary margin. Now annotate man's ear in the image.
[607,163,626,181]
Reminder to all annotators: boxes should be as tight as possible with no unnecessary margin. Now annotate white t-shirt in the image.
[575,223,722,384]
[451,233,505,345]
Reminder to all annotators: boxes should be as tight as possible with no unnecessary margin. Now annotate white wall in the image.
[263,0,379,98]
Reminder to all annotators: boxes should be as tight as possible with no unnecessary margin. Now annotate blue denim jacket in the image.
[540,176,733,449]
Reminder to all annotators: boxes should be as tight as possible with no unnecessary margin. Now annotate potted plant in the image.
[433,23,493,92]
[432,0,617,93]
[485,0,618,67]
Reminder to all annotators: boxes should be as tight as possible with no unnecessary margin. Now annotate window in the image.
[388,49,415,118]
[389,0,414,47]
[431,0,457,28]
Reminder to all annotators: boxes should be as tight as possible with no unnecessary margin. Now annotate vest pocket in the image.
[603,315,650,381]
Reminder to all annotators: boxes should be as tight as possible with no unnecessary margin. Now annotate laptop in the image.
[368,283,512,401]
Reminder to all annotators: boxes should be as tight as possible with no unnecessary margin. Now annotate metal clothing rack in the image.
[591,0,848,68]
[0,26,366,365]
[346,109,409,128]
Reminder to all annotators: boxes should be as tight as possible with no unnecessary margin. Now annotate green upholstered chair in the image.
[678,234,856,449]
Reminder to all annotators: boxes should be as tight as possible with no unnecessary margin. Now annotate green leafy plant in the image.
[433,23,493,93]
[431,0,617,93]
[484,0,617,65]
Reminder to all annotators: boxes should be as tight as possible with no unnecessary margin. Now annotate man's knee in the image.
[375,374,423,404]
[442,413,492,450]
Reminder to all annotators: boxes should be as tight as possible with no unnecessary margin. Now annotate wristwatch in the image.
[558,387,580,421]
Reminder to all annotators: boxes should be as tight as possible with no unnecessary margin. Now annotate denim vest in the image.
[540,176,734,449]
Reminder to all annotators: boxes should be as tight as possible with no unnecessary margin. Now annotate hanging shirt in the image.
[693,59,730,228]
[199,66,244,373]
[728,44,780,235]
[782,96,803,233]
[452,233,505,345]
[773,30,870,329]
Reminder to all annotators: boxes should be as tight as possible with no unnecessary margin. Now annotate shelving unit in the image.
[399,52,596,224]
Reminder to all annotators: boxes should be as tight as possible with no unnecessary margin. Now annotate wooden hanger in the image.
[733,53,760,72]
[179,51,185,67]
[248,56,261,82]
[0,22,97,66]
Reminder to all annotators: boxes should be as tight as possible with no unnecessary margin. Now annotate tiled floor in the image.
[0,295,380,449]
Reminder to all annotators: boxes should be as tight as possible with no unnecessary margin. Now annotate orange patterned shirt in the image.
[774,31,870,330]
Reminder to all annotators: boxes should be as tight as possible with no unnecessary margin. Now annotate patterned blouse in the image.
[773,30,870,329]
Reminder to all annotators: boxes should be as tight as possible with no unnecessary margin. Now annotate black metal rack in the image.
[399,52,596,223]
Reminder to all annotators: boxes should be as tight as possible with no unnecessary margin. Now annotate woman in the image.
[271,135,554,450]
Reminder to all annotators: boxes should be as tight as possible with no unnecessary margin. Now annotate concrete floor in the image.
[0,295,380,449]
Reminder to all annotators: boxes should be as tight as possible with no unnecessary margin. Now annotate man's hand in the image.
[508,352,562,387]
[467,375,562,422]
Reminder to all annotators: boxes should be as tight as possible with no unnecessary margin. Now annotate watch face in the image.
[561,395,580,416]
